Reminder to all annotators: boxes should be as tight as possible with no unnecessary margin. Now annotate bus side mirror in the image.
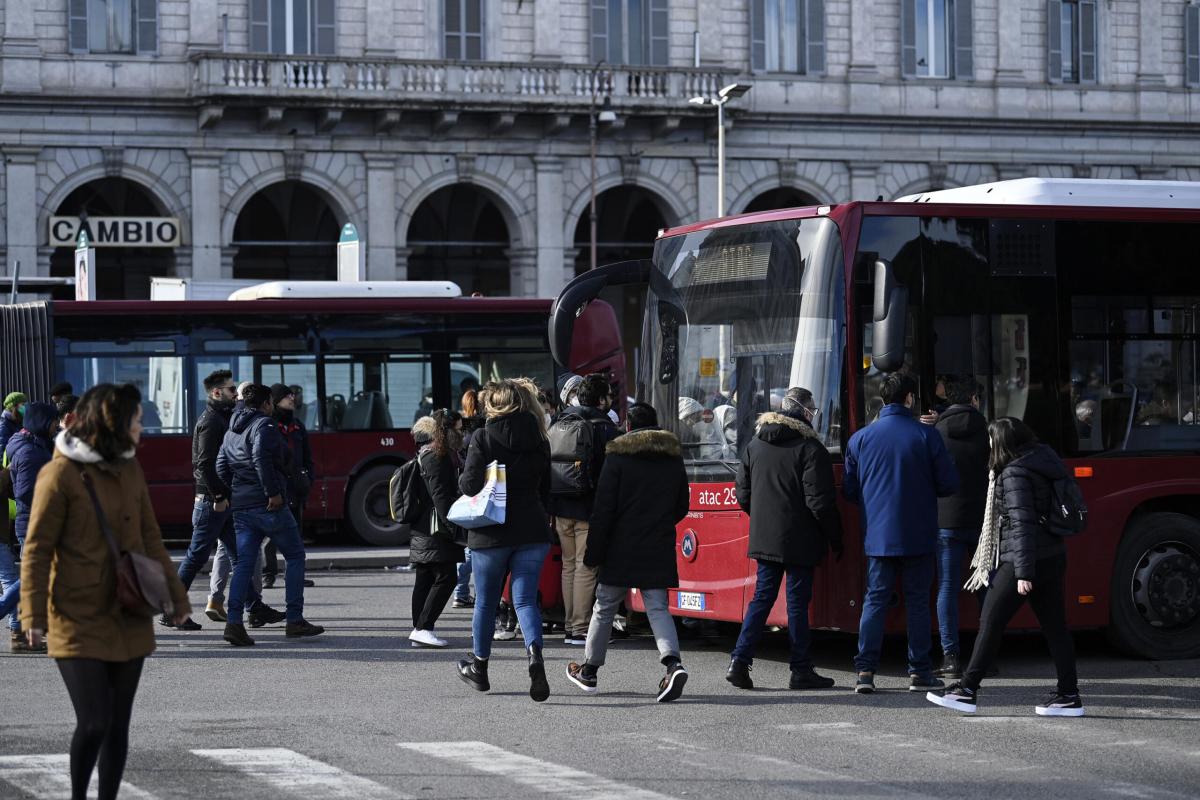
[872,258,908,373]
[549,260,652,368]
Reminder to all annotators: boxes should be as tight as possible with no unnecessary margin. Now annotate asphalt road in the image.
[2,570,1199,800]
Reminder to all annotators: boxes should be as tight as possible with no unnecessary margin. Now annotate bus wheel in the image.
[1108,512,1200,659]
[346,464,412,547]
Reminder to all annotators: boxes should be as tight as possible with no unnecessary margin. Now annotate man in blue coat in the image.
[843,373,959,694]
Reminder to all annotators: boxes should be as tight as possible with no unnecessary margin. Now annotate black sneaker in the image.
[285,619,325,638]
[158,614,176,629]
[176,617,202,632]
[927,682,977,713]
[458,653,490,692]
[1036,692,1085,717]
[725,658,753,690]
[261,574,276,589]
[854,671,875,694]
[909,674,945,692]
[657,663,688,703]
[223,623,255,647]
[935,653,961,679]
[789,669,836,690]
[528,644,550,703]
[248,605,286,628]
[566,661,599,694]
[452,595,475,609]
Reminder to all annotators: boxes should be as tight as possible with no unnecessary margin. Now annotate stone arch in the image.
[563,170,688,245]
[221,168,360,247]
[395,170,535,253]
[729,175,834,215]
[39,163,189,247]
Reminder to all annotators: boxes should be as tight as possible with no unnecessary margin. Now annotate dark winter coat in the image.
[843,404,960,557]
[5,402,56,541]
[583,428,689,589]
[216,406,288,512]
[409,445,466,565]
[0,410,20,459]
[459,411,551,551]
[736,412,843,566]
[997,443,1069,580]
[549,404,621,520]
[934,404,990,536]
[274,409,315,499]
[192,399,234,499]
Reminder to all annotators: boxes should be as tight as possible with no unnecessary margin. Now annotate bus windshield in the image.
[640,215,845,481]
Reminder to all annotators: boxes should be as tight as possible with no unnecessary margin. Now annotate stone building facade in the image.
[1,0,1198,298]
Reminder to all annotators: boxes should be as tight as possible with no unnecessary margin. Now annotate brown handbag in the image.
[79,468,175,618]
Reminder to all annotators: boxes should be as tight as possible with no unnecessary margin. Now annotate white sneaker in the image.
[493,628,517,641]
[409,629,448,648]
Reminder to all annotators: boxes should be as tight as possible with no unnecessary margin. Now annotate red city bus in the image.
[550,178,1200,659]
[0,284,623,546]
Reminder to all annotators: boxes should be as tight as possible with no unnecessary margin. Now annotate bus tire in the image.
[346,463,412,547]
[1107,512,1200,660]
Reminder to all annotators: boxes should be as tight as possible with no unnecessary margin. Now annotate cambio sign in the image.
[50,217,181,248]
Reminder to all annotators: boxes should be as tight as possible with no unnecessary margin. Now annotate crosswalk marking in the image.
[399,741,676,800]
[0,754,158,800]
[192,747,410,799]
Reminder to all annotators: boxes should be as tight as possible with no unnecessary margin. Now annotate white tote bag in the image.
[447,461,507,529]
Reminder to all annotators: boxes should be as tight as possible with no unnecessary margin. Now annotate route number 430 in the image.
[380,437,396,447]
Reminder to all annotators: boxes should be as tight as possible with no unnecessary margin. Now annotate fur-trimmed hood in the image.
[55,430,129,463]
[606,428,681,458]
[755,411,819,442]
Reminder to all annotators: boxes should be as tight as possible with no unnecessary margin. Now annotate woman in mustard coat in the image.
[20,383,190,800]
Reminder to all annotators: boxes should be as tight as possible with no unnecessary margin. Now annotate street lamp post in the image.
[689,82,752,218]
[588,62,617,272]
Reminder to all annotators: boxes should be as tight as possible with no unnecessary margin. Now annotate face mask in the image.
[17,404,26,415]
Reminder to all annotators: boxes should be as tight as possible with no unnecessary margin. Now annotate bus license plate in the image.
[677,592,706,611]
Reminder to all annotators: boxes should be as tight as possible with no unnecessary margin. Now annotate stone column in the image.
[534,157,566,298]
[4,148,40,277]
[533,0,562,61]
[508,247,539,298]
[848,0,877,76]
[366,155,398,281]
[365,0,396,57]
[995,0,1025,82]
[693,158,719,222]
[847,162,880,201]
[189,1,220,52]
[1,0,42,92]
[188,150,222,280]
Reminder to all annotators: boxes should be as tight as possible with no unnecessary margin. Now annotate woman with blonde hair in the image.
[20,383,190,800]
[457,378,553,702]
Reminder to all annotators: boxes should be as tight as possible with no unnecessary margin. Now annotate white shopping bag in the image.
[447,461,507,529]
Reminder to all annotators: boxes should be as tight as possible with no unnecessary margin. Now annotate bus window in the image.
[449,351,555,414]
[323,354,433,430]
[58,340,186,435]
[194,357,319,430]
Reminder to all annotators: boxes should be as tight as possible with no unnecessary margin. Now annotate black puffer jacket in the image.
[736,412,843,566]
[216,406,288,512]
[459,412,551,550]
[192,399,234,499]
[408,446,466,565]
[584,428,689,589]
[997,443,1069,580]
[934,404,990,533]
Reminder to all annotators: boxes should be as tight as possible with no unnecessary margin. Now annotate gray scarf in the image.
[965,469,1002,592]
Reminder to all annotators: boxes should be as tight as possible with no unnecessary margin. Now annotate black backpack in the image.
[388,456,430,525]
[549,413,609,496]
[1042,474,1088,537]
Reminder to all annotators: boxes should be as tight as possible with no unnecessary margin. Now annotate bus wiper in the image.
[687,458,739,476]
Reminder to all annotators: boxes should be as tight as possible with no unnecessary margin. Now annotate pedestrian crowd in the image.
[1,368,1087,800]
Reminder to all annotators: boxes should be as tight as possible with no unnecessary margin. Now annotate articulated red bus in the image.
[550,178,1200,660]
[0,284,623,546]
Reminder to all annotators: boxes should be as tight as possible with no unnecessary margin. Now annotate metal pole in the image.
[589,65,601,272]
[8,261,20,305]
[717,100,725,217]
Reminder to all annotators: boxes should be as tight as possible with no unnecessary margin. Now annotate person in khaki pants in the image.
[549,374,620,645]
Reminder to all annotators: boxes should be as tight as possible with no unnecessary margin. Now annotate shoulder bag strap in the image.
[78,466,123,562]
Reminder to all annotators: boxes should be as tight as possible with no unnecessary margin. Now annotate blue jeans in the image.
[177,499,238,591]
[937,529,976,656]
[470,542,550,659]
[731,561,815,672]
[455,547,473,601]
[5,525,25,633]
[0,541,18,627]
[855,553,936,677]
[228,507,307,625]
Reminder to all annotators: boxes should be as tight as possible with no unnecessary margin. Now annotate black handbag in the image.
[79,468,174,618]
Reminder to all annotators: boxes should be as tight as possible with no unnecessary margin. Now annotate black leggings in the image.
[412,562,458,630]
[56,658,145,800]
[962,554,1078,694]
